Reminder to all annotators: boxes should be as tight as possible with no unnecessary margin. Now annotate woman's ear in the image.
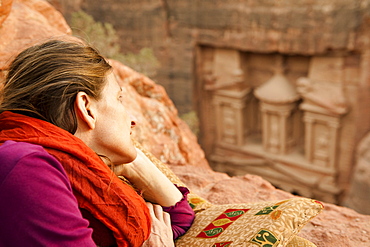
[74,92,96,130]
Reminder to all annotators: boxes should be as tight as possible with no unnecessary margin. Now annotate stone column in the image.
[259,102,297,154]
[303,115,314,162]
[212,83,251,147]
[302,110,341,169]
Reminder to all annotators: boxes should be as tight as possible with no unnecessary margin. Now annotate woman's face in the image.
[91,72,137,164]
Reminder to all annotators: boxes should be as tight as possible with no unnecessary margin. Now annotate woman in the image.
[0,40,194,246]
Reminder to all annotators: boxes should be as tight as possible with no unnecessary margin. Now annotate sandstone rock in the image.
[109,59,210,169]
[0,1,370,246]
[21,0,71,34]
[0,0,13,27]
[344,132,370,215]
[0,0,72,71]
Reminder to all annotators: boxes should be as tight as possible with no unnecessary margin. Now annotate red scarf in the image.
[0,111,151,247]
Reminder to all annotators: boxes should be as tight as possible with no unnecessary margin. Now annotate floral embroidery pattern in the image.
[270,210,282,220]
[255,200,289,220]
[189,197,206,209]
[255,205,279,215]
[249,229,280,247]
[196,209,250,238]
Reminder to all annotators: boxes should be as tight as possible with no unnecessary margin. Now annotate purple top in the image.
[163,186,195,239]
[0,140,194,246]
[0,140,95,246]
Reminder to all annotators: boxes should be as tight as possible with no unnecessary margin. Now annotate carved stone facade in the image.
[197,47,359,204]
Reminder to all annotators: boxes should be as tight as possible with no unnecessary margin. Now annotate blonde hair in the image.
[0,40,112,134]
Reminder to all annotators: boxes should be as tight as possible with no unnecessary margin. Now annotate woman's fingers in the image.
[153,204,164,222]
[163,210,171,227]
[143,202,174,247]
[146,201,160,218]
[154,205,171,228]
[146,202,171,224]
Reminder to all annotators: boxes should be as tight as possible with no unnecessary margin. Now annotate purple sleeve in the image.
[162,186,195,239]
[0,141,95,247]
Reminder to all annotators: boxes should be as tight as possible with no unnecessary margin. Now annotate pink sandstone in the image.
[0,1,369,246]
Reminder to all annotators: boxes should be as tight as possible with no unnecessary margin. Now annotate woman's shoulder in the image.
[0,140,67,184]
[0,140,48,156]
[0,141,95,246]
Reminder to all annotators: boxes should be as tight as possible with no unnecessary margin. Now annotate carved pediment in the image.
[297,77,349,116]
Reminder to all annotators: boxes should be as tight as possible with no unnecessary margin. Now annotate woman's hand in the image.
[112,148,183,207]
[142,202,174,247]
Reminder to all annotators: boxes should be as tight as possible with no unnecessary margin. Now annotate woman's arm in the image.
[113,147,183,207]
[113,147,195,239]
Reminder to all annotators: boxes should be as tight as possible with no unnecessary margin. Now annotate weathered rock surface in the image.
[109,59,210,169]
[56,0,370,114]
[0,0,72,71]
[0,1,369,246]
[344,132,370,215]
[0,0,13,27]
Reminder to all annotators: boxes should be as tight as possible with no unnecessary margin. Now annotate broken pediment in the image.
[296,77,349,116]
[204,48,245,91]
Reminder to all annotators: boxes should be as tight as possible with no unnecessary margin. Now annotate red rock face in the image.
[0,0,73,71]
[0,0,13,27]
[0,1,370,247]
[108,59,210,169]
